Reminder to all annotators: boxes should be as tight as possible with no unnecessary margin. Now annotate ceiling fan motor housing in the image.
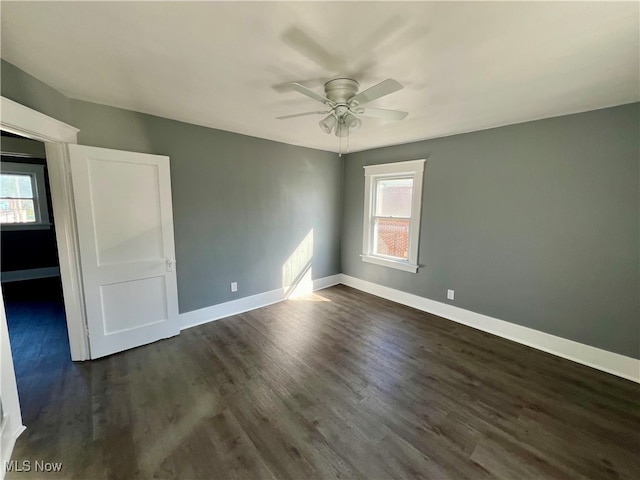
[324,78,360,104]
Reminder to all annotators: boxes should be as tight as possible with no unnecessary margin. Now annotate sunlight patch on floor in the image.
[287,291,331,302]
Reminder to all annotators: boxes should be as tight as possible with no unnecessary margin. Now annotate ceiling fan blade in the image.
[282,27,346,72]
[276,111,329,120]
[356,107,408,121]
[350,78,404,105]
[289,83,332,105]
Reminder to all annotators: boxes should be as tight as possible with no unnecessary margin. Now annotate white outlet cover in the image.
[447,289,455,300]
[231,282,238,293]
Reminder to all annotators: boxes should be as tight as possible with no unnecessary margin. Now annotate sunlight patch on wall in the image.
[282,229,313,299]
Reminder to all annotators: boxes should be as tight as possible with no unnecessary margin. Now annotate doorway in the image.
[0,97,180,466]
[1,95,83,464]
[0,96,87,366]
[1,131,74,421]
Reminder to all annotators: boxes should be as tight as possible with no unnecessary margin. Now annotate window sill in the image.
[0,223,52,232]
[361,254,418,273]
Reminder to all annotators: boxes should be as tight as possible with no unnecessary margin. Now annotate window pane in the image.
[374,218,410,260]
[0,174,33,198]
[17,175,33,197]
[375,177,412,217]
[0,199,36,223]
[0,175,19,197]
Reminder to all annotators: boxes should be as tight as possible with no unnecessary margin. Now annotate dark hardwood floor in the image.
[6,284,640,479]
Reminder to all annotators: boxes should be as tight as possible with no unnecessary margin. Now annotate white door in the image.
[68,145,179,359]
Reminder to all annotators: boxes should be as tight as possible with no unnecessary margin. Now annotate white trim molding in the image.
[0,97,79,143]
[44,143,89,361]
[340,274,640,383]
[180,274,341,331]
[1,286,26,480]
[1,422,27,480]
[361,254,418,273]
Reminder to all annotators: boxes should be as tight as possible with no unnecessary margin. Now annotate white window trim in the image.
[362,159,425,273]
[0,161,51,230]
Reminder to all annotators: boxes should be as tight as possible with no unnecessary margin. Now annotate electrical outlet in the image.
[231,282,238,293]
[447,289,455,300]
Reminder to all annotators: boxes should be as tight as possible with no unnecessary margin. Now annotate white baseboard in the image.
[340,274,640,383]
[177,272,638,383]
[0,267,60,283]
[0,421,26,480]
[310,274,342,291]
[180,274,341,331]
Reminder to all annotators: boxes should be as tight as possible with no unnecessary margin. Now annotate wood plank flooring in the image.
[6,284,640,479]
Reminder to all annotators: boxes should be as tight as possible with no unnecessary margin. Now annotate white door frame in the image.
[1,96,90,360]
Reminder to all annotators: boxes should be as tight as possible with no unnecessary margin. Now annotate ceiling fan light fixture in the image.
[319,114,337,134]
[343,112,362,131]
[335,121,349,138]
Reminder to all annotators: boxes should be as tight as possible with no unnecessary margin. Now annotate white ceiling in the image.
[1,1,638,153]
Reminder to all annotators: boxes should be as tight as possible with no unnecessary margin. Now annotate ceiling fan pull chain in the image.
[346,128,350,154]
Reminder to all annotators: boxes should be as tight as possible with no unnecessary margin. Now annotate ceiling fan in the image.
[276,78,408,137]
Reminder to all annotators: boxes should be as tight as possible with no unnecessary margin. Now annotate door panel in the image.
[89,160,164,265]
[68,144,179,359]
[100,276,168,334]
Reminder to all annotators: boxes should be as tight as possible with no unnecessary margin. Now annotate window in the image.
[362,159,425,272]
[0,161,50,229]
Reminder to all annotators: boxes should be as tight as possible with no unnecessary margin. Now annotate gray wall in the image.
[1,59,72,124]
[70,100,342,313]
[2,59,638,358]
[342,104,640,359]
[1,60,342,314]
